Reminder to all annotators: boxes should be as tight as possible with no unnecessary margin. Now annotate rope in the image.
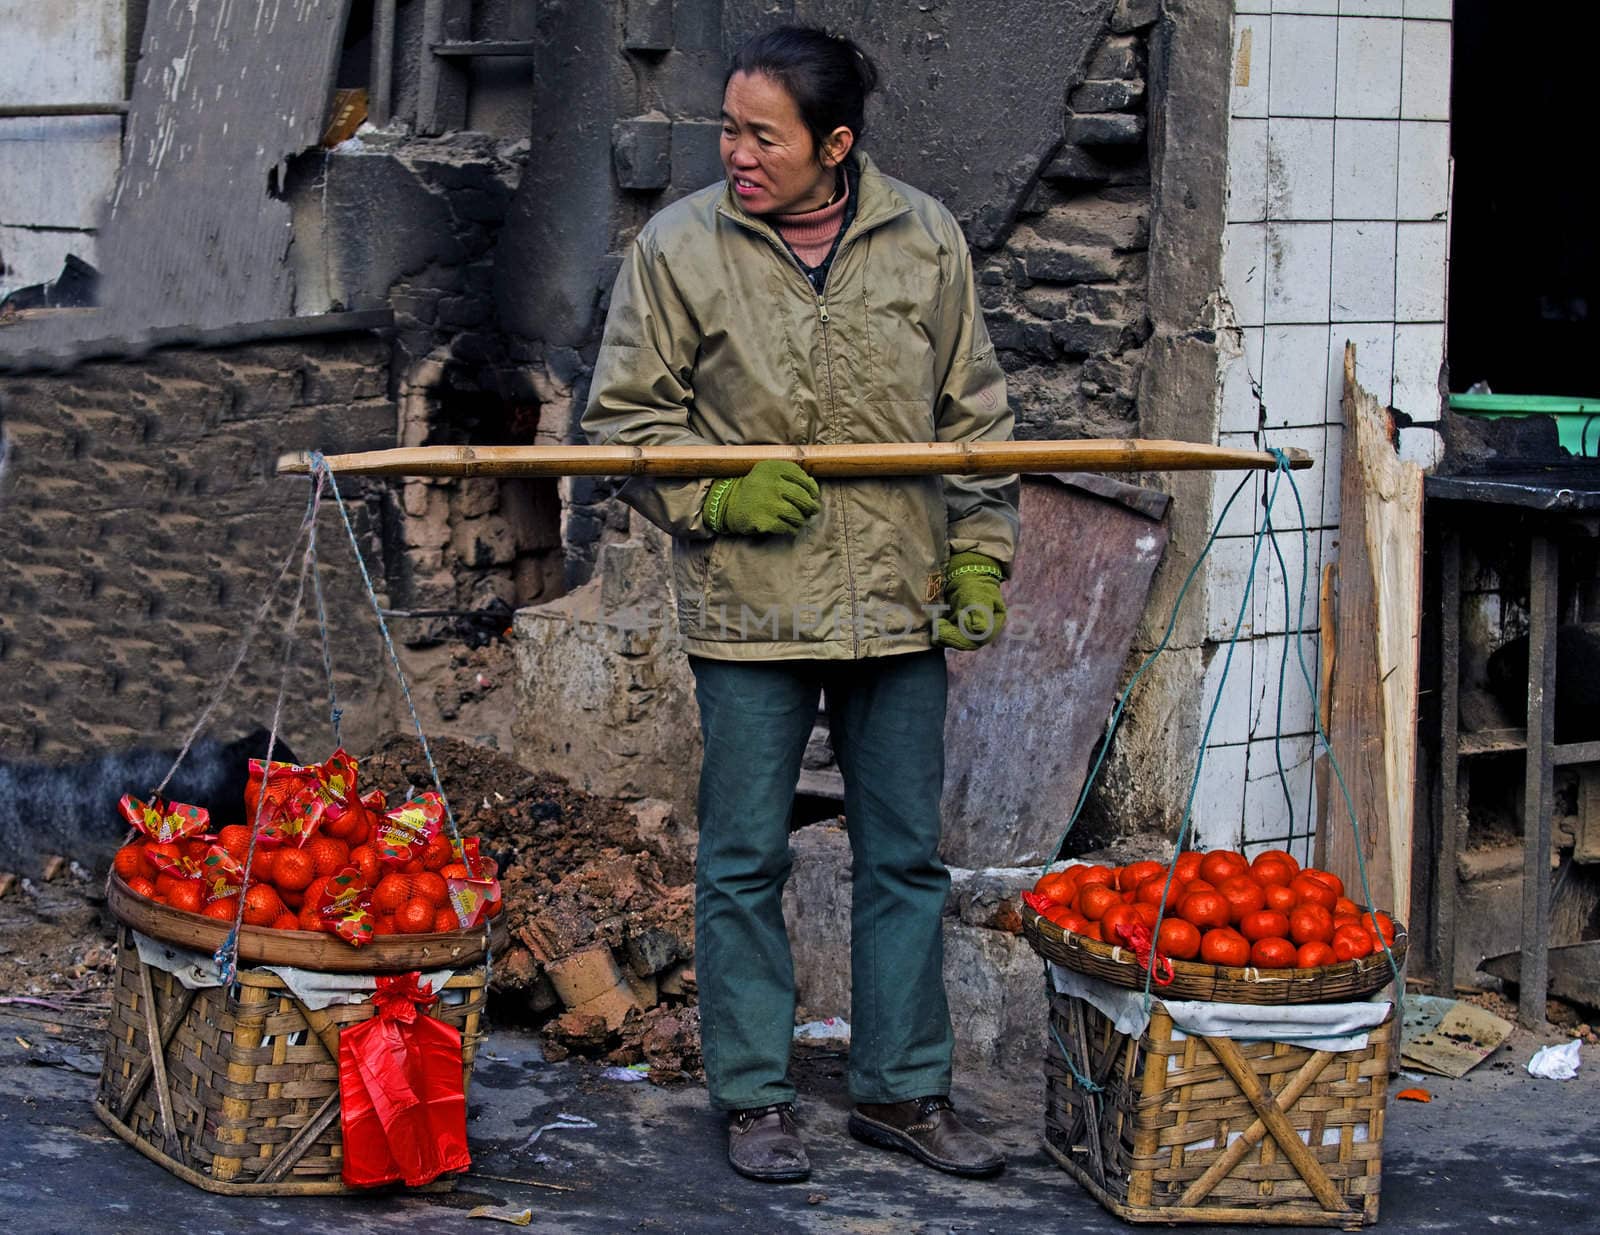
[308,453,463,852]
[1033,447,1403,1019]
[216,469,327,985]
[151,484,320,799]
[1049,1019,1102,1093]
[309,501,344,748]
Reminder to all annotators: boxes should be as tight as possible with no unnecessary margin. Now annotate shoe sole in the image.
[847,1113,1005,1178]
[728,1156,811,1183]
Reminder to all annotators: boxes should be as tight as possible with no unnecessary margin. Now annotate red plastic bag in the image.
[339,972,471,1188]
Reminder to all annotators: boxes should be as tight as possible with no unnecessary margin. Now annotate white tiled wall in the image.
[1197,1,1451,861]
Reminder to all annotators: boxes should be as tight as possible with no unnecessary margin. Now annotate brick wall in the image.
[0,333,399,759]
[984,23,1154,444]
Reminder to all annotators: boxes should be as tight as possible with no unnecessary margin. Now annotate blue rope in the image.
[308,453,464,851]
[1030,446,1404,1021]
[1050,1020,1103,1093]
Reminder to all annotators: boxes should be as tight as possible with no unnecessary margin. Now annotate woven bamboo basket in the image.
[1021,903,1406,1004]
[1044,987,1392,1227]
[94,923,488,1195]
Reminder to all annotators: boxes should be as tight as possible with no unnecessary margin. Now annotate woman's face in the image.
[720,70,851,216]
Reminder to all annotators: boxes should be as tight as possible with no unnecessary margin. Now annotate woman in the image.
[582,26,1018,1183]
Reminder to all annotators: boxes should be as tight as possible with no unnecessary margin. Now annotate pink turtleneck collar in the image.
[772,173,850,268]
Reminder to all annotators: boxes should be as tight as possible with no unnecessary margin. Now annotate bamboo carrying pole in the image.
[276,439,1312,479]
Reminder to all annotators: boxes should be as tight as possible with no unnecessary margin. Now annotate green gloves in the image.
[935,551,1007,651]
[704,460,821,536]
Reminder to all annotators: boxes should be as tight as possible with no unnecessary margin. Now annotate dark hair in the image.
[725,26,880,162]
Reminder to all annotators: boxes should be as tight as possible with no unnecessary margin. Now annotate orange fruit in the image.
[1263,883,1299,913]
[271,912,301,931]
[421,834,455,872]
[1290,874,1337,911]
[1079,920,1103,942]
[396,898,436,934]
[439,862,473,881]
[217,825,251,861]
[1200,928,1250,967]
[243,884,284,926]
[1333,896,1360,919]
[146,840,183,866]
[1199,850,1247,884]
[1296,941,1337,968]
[1078,866,1116,890]
[1180,878,1217,898]
[1172,852,1204,883]
[373,874,411,915]
[271,848,315,892]
[298,901,327,932]
[114,844,154,883]
[1302,867,1345,899]
[1080,885,1121,922]
[1333,923,1372,960]
[1250,936,1297,969]
[1117,861,1162,892]
[372,914,396,937]
[1288,903,1335,946]
[412,871,449,908]
[1239,909,1290,942]
[185,838,212,861]
[305,837,350,877]
[246,848,275,882]
[1134,876,1181,910]
[1364,910,1397,944]
[1178,890,1230,930]
[1156,918,1202,960]
[1250,856,1295,887]
[203,896,240,922]
[1253,848,1300,876]
[167,881,205,915]
[125,875,157,900]
[1100,903,1143,947]
[1034,870,1077,905]
[1218,874,1265,923]
[433,908,459,933]
[349,843,382,888]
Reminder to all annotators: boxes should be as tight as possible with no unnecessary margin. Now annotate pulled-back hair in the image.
[725,26,880,161]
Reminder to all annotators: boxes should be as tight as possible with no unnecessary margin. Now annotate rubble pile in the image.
[360,734,702,1078]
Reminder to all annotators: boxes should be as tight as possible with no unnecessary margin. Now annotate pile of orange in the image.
[1027,848,1396,970]
[113,818,498,937]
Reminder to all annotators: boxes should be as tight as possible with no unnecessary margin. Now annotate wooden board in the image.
[92,0,354,333]
[1326,345,1423,924]
[941,474,1169,868]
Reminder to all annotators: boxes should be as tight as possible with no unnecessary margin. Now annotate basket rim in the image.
[1021,902,1407,992]
[107,871,505,972]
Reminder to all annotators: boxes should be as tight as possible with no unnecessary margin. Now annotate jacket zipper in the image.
[722,204,908,657]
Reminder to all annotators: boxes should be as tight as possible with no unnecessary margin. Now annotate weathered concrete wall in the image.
[512,527,701,814]
[0,334,397,759]
[783,823,1046,1078]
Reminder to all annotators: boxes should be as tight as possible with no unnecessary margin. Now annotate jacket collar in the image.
[716,149,911,243]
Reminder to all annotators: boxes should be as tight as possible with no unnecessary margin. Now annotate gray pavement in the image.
[3,1009,1597,1234]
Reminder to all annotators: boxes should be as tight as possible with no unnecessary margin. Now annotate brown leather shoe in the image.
[848,1096,1005,1177]
[727,1102,810,1182]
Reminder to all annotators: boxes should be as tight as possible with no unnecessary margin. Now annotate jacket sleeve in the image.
[931,218,1020,575]
[580,233,716,539]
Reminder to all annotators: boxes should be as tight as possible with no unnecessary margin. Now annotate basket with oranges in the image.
[1020,848,1404,1004]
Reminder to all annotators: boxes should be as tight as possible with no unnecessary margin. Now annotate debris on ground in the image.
[360,733,702,1078]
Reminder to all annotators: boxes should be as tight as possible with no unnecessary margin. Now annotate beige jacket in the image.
[581,150,1018,660]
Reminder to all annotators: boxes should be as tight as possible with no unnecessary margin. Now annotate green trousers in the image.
[690,650,953,1110]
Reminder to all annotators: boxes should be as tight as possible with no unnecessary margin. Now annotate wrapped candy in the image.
[375,793,444,868]
[118,796,211,843]
[339,973,471,1188]
[310,866,376,947]
[444,838,502,930]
